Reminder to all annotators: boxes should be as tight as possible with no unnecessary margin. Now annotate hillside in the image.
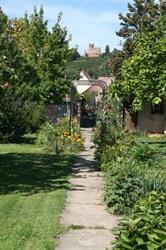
[65,49,121,79]
[65,57,103,78]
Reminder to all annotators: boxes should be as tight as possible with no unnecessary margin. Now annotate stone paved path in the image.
[56,128,119,250]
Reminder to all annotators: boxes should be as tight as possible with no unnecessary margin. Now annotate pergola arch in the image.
[83,80,107,95]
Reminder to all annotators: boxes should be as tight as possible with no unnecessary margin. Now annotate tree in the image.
[0,9,23,92]
[117,0,160,56]
[105,45,110,54]
[40,13,73,103]
[0,90,33,142]
[109,51,124,79]
[111,15,166,112]
[160,0,166,15]
[0,7,8,34]
[10,8,73,104]
[23,6,48,66]
[0,8,42,141]
[0,7,75,141]
[10,6,48,66]
[71,49,81,60]
[0,12,39,101]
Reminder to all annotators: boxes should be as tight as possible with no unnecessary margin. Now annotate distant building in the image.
[73,70,114,95]
[85,43,101,58]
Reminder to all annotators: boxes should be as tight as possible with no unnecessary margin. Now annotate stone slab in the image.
[55,128,119,250]
[61,203,119,230]
[56,229,114,250]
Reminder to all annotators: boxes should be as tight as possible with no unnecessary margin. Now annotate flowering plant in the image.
[37,118,84,154]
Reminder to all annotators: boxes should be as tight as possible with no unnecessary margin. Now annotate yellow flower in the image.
[76,138,81,142]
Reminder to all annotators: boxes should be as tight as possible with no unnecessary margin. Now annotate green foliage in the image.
[40,13,73,103]
[105,45,110,54]
[104,160,144,215]
[117,0,160,56]
[27,103,46,132]
[143,173,166,194]
[100,135,135,167]
[0,6,74,142]
[37,122,60,153]
[65,56,103,78]
[0,91,33,143]
[70,49,81,60]
[102,139,166,215]
[117,0,159,36]
[111,15,166,111]
[109,51,124,79]
[112,192,166,250]
[0,7,73,104]
[37,118,84,154]
[65,53,115,78]
[93,95,125,165]
[93,95,166,216]
[23,6,48,66]
[103,154,166,215]
[0,9,40,101]
[130,143,155,162]
[0,7,8,34]
[102,140,166,215]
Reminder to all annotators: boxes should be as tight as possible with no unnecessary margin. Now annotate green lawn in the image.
[0,136,74,250]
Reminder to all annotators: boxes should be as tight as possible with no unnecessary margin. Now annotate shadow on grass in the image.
[15,136,36,145]
[146,141,166,145]
[0,153,73,195]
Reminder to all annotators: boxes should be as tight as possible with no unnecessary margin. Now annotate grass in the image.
[135,135,166,168]
[0,135,74,250]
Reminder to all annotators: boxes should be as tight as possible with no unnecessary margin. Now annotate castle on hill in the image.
[84,43,101,58]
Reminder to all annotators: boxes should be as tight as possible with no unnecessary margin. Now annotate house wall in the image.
[80,72,89,80]
[76,83,91,94]
[137,102,166,133]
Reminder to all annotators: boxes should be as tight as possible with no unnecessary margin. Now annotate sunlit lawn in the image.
[0,136,74,250]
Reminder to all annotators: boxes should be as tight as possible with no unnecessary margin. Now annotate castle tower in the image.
[85,43,101,58]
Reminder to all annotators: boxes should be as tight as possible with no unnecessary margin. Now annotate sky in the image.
[0,0,132,54]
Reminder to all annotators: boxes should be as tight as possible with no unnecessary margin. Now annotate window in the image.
[151,102,164,115]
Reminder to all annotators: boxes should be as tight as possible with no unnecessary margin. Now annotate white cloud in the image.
[43,3,123,53]
[1,0,124,54]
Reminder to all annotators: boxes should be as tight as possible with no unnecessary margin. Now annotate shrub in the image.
[37,122,61,153]
[37,118,84,154]
[100,135,135,169]
[130,143,155,162]
[143,173,166,194]
[103,158,166,215]
[112,192,166,250]
[93,96,124,164]
[104,160,144,215]
[0,91,32,142]
[27,103,46,132]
